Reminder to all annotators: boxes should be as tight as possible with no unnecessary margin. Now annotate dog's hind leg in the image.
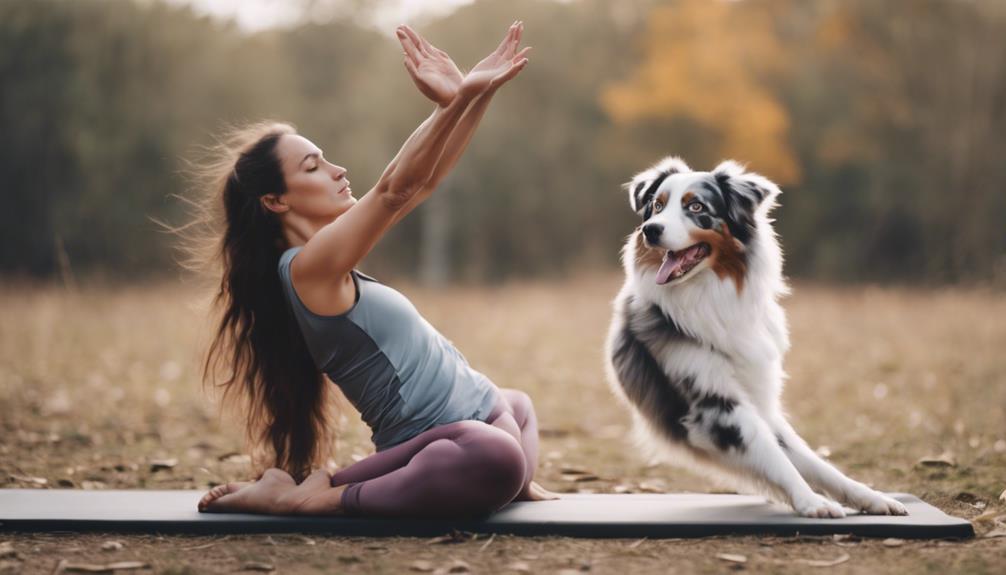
[767,416,908,515]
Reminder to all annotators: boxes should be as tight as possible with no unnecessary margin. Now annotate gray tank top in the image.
[277,246,498,451]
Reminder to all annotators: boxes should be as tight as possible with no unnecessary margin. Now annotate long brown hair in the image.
[168,121,334,482]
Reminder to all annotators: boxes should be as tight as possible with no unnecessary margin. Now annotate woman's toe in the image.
[198,482,247,512]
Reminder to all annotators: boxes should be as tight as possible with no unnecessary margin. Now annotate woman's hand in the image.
[461,20,531,97]
[397,25,464,108]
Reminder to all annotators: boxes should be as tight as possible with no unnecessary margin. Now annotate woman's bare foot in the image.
[198,480,254,511]
[515,480,560,502]
[198,468,349,515]
[198,468,298,514]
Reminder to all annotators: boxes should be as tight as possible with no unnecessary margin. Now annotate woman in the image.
[192,22,554,518]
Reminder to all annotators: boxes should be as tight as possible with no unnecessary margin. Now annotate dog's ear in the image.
[623,156,691,216]
[712,160,781,224]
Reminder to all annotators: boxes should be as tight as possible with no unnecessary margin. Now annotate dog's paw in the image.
[848,489,908,516]
[794,493,847,519]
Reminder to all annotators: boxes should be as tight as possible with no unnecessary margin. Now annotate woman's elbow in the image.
[378,179,424,211]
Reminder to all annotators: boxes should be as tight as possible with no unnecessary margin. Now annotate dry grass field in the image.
[1,275,1004,574]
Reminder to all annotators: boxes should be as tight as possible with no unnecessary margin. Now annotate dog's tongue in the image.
[655,251,682,285]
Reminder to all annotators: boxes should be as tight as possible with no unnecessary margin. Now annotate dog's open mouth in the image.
[655,243,711,285]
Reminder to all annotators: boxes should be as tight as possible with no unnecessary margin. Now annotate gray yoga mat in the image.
[0,489,973,539]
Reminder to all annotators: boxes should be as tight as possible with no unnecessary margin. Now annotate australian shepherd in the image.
[604,157,907,517]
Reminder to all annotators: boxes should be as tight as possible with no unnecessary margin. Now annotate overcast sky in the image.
[161,0,478,32]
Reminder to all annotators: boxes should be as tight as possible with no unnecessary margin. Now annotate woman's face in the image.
[270,134,355,221]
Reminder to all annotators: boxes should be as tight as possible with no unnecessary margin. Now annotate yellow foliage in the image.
[602,0,799,183]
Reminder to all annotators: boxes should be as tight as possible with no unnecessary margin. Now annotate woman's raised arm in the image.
[294,23,530,288]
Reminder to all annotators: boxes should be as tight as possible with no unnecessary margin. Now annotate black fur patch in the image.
[636,171,672,216]
[776,433,788,450]
[611,301,693,441]
[711,423,744,451]
[714,173,758,245]
[696,393,737,413]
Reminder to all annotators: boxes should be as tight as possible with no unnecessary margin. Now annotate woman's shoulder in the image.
[282,247,359,318]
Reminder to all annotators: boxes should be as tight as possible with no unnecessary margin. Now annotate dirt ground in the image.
[1,274,1004,574]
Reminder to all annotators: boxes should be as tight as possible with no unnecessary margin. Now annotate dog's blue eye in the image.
[654,201,664,213]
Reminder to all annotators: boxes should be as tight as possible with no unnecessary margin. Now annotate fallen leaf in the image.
[9,475,47,486]
[100,541,123,552]
[831,534,853,542]
[447,559,471,573]
[337,555,361,564]
[425,531,472,545]
[503,561,530,573]
[561,473,599,482]
[478,533,496,552]
[983,528,1006,539]
[239,561,275,572]
[149,458,177,472]
[793,553,850,567]
[915,453,956,468]
[627,538,647,549]
[954,492,980,504]
[105,562,148,571]
[0,542,18,559]
[58,561,150,573]
[637,480,666,493]
[612,484,632,494]
[882,538,905,547]
[999,488,1005,503]
[717,553,747,563]
[558,466,591,475]
[218,452,251,464]
[409,560,434,572]
[59,562,110,573]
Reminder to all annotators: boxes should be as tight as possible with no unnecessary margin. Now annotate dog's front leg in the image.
[682,393,847,518]
[766,415,908,515]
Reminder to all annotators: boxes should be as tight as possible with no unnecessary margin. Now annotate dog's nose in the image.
[642,223,664,245]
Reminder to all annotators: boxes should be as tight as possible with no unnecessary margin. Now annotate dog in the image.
[604,157,907,517]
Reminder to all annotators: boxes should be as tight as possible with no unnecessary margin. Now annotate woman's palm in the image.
[463,22,530,94]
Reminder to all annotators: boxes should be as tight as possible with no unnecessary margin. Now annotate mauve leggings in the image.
[329,387,540,518]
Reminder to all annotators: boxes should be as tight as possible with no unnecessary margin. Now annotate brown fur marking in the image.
[634,230,664,271]
[690,226,747,293]
[681,191,695,205]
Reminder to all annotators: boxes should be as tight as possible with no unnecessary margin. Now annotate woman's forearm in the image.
[385,89,498,226]
[376,93,475,209]
[426,88,496,189]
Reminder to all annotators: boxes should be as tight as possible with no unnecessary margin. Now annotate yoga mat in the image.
[0,490,973,539]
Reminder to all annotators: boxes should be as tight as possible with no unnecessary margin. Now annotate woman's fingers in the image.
[502,21,524,59]
[402,55,419,79]
[494,21,518,56]
[513,46,532,62]
[397,28,422,65]
[493,57,528,86]
[400,25,430,57]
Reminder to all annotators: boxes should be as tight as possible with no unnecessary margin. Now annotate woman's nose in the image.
[331,165,347,179]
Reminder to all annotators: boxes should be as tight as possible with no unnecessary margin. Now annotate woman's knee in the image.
[460,423,526,497]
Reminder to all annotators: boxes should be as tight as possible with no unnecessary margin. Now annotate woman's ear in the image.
[260,193,289,214]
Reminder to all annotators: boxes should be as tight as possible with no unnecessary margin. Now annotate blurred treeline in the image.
[2,0,1004,284]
